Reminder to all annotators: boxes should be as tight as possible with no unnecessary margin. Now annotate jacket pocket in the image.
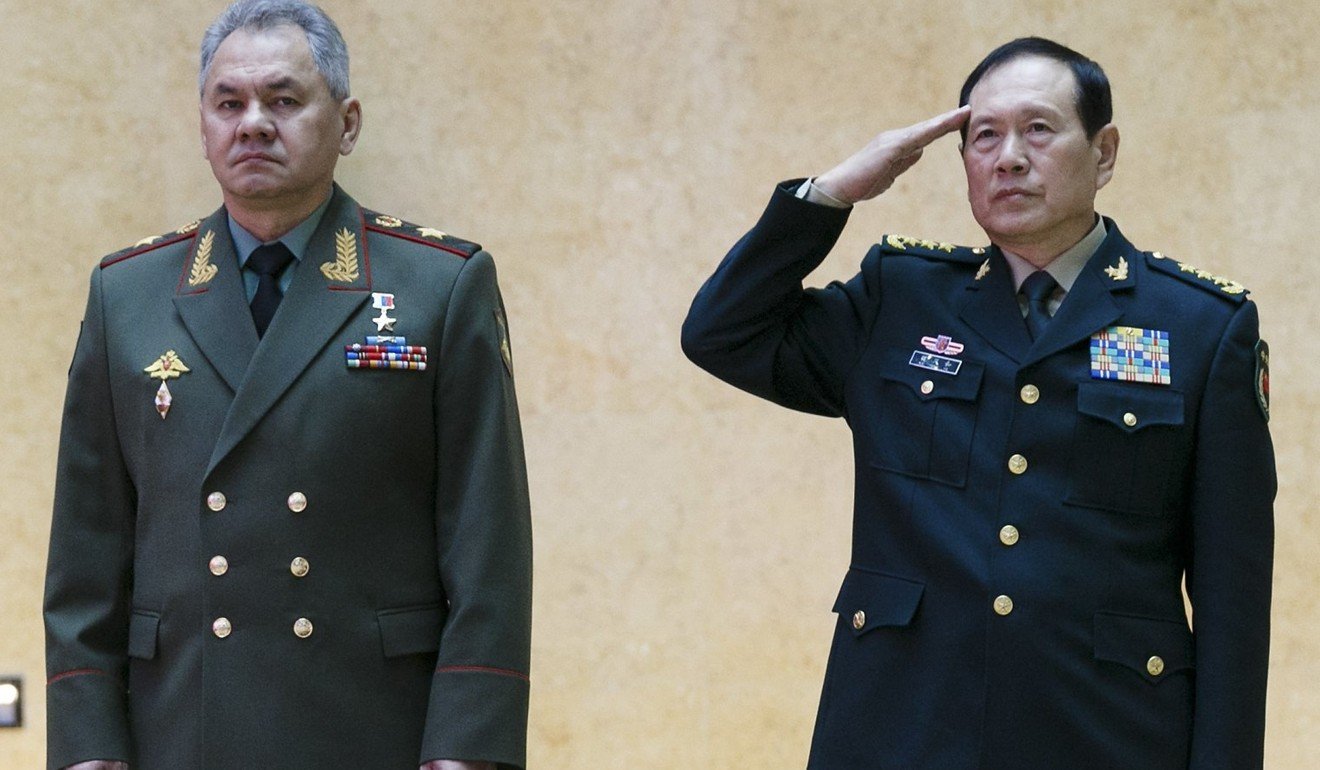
[377,603,447,658]
[127,609,160,660]
[1093,611,1194,684]
[868,347,984,488]
[1065,382,1186,515]
[831,568,925,637]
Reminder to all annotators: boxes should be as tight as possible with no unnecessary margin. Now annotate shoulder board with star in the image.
[363,209,481,259]
[877,234,986,264]
[1144,251,1248,304]
[100,219,202,269]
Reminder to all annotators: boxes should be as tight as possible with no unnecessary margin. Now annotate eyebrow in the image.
[209,77,303,97]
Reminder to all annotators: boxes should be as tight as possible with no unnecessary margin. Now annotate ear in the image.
[1092,123,1119,190]
[338,97,363,156]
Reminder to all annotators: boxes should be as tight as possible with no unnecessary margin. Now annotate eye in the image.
[1026,121,1051,133]
[217,99,242,111]
[974,127,997,141]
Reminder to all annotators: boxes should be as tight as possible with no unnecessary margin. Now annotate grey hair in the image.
[199,0,350,100]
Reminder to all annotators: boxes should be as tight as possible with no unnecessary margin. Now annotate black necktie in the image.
[248,243,294,338]
[1021,270,1059,341]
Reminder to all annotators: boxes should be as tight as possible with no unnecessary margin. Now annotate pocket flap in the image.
[1077,383,1184,432]
[127,610,160,660]
[377,603,447,658]
[831,569,924,637]
[879,347,984,402]
[1094,611,1194,684]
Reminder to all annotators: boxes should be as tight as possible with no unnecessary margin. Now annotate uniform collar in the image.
[1001,215,1107,293]
[229,193,333,268]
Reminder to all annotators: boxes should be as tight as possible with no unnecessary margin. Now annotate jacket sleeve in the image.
[681,180,881,417]
[1186,299,1275,769]
[44,266,136,769]
[422,251,533,770]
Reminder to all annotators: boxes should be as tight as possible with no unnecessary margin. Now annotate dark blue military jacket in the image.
[682,182,1275,769]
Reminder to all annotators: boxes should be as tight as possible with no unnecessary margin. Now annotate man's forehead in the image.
[204,25,319,90]
[967,56,1078,114]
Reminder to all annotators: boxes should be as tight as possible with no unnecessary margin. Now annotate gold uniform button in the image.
[852,610,866,630]
[1147,655,1165,677]
[287,492,308,513]
[293,617,314,638]
[1123,412,1138,427]
[1019,384,1040,404]
[993,595,1014,616]
[206,492,227,512]
[999,525,1020,546]
[212,617,232,638]
[209,555,229,576]
[1008,454,1028,475]
[920,380,935,395]
[290,557,310,578]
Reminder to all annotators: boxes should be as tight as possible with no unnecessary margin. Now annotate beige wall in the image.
[2,1,1316,766]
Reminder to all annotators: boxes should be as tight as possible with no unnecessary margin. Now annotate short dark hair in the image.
[958,37,1112,140]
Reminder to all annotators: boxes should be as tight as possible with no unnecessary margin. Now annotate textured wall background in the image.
[1,1,1316,767]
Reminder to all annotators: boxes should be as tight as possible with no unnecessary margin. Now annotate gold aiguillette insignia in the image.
[320,228,360,283]
[144,350,190,419]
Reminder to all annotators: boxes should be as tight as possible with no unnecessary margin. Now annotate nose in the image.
[237,102,275,142]
[995,132,1028,175]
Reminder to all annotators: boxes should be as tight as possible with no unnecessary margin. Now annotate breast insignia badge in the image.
[1090,326,1171,385]
[144,350,191,419]
[370,292,397,332]
[920,334,965,356]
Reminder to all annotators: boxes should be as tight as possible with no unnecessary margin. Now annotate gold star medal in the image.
[144,350,190,419]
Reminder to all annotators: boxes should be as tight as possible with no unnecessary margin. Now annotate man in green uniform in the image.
[44,2,532,768]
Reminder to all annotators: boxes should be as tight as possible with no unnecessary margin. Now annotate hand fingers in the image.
[900,105,971,153]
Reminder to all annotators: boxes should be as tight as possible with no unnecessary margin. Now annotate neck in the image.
[225,187,333,242]
[994,213,1097,270]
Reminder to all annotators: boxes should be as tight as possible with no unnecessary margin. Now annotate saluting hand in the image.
[422,761,496,770]
[812,106,970,205]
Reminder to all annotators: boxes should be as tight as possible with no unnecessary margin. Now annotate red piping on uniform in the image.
[435,665,529,682]
[366,225,475,259]
[47,668,110,685]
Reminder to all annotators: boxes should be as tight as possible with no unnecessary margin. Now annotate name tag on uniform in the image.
[1090,326,1170,385]
[909,351,962,375]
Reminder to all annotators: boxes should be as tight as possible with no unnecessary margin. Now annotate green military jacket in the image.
[45,186,532,769]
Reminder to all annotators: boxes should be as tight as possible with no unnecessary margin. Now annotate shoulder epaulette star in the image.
[1145,251,1248,303]
[363,209,481,258]
[100,220,201,269]
[878,233,986,264]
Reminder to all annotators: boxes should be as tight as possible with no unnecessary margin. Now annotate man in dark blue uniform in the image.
[683,38,1274,768]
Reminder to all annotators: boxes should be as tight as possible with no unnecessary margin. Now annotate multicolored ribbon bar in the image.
[346,344,428,355]
[1090,326,1171,385]
[345,359,427,371]
[346,352,427,362]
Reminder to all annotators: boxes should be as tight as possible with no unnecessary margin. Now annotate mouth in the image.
[234,151,279,166]
[993,188,1034,201]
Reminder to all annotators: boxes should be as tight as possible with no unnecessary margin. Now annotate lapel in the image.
[1021,220,1137,368]
[173,209,258,393]
[958,250,1032,363]
[206,186,373,476]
